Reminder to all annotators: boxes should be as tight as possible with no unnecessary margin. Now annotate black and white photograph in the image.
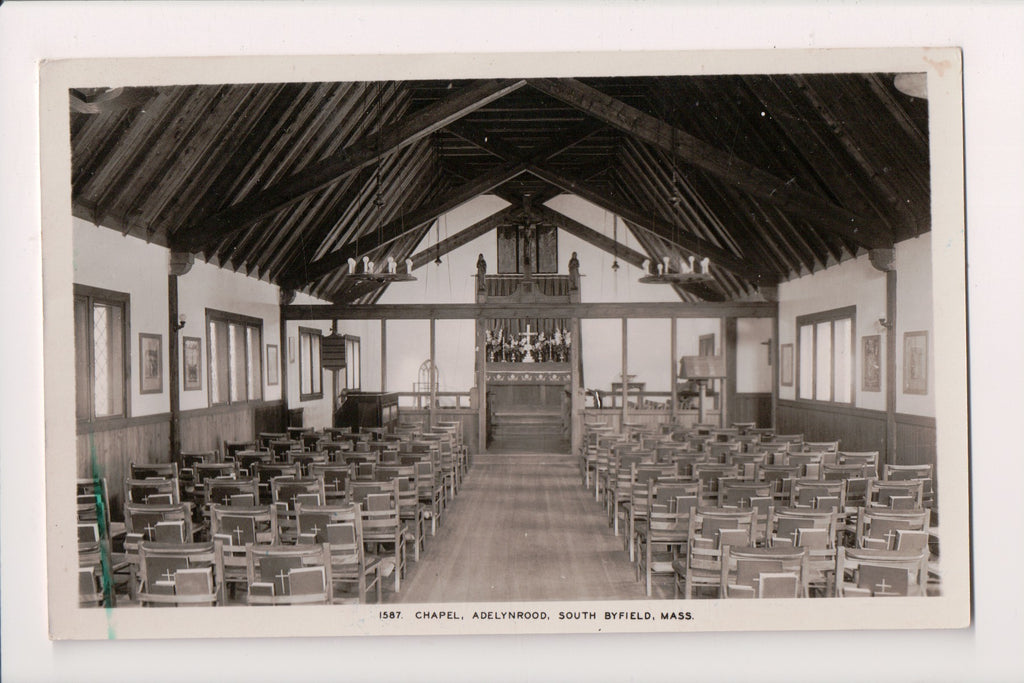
[39,45,972,641]
[9,3,1024,679]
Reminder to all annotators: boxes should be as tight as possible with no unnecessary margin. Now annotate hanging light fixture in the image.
[434,215,443,266]
[639,126,712,285]
[610,214,621,272]
[347,80,416,284]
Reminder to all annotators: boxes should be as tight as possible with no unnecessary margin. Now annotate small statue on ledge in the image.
[568,251,580,292]
[476,253,487,293]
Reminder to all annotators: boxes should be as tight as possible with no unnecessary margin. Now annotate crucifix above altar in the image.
[519,325,538,363]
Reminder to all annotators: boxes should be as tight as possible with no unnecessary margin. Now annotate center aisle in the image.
[396,453,671,603]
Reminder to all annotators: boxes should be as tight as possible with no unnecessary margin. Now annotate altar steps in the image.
[490,409,567,451]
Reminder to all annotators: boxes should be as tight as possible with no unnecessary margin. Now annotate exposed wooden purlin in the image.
[288,159,526,290]
[527,78,891,250]
[125,86,268,240]
[171,79,528,252]
[283,301,776,321]
[793,75,923,238]
[72,96,166,197]
[740,76,898,242]
[407,205,517,271]
[205,83,386,267]
[720,184,800,277]
[863,73,929,152]
[525,163,775,285]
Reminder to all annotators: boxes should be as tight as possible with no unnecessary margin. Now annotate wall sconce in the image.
[876,317,892,332]
[175,313,187,331]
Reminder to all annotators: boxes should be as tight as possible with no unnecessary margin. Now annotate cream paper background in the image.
[3,2,1021,681]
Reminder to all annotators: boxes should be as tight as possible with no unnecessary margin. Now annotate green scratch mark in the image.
[89,431,116,639]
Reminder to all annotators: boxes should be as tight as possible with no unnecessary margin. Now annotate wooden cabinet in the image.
[334,392,399,433]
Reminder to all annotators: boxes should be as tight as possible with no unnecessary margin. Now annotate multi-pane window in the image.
[299,327,323,400]
[207,309,263,405]
[344,336,361,390]
[74,285,129,421]
[796,306,855,404]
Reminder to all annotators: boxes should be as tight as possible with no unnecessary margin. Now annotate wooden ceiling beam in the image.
[282,161,528,289]
[171,78,527,252]
[526,78,891,250]
[524,163,776,285]
[531,204,647,269]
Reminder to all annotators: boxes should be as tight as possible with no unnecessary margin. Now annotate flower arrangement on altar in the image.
[486,327,572,363]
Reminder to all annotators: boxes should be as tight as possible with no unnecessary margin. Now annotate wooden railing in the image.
[395,391,473,409]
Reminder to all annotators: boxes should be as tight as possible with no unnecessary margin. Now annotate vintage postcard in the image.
[41,47,969,640]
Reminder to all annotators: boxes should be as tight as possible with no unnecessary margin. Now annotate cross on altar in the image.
[520,325,538,363]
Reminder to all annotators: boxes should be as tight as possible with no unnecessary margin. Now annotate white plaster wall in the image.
[73,219,169,417]
[627,318,673,392]
[177,258,282,411]
[737,317,773,393]
[332,319,383,392]
[777,253,886,410]
[581,318,621,393]
[777,236,934,417]
[895,234,936,417]
[286,291,335,429]
[384,319,431,400]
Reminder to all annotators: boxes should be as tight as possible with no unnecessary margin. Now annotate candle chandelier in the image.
[346,81,416,284]
[639,126,712,285]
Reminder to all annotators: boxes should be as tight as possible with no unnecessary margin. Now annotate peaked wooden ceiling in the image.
[69,74,930,304]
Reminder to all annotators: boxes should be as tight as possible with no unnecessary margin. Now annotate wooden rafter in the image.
[171,79,528,252]
[525,163,776,284]
[526,78,892,250]
[282,161,528,289]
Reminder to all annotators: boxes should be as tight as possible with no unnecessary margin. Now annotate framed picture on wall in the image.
[862,334,881,392]
[267,344,279,385]
[903,331,928,395]
[182,336,201,391]
[780,343,794,387]
[139,333,163,394]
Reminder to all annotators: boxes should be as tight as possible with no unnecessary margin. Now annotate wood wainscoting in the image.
[77,400,285,516]
[776,399,936,472]
[731,393,773,427]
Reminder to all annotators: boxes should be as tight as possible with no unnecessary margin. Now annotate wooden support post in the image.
[885,269,898,468]
[279,297,290,429]
[771,314,779,429]
[167,274,181,460]
[570,317,582,456]
[725,317,738,430]
[331,320,339,409]
[380,319,387,392]
[429,318,437,427]
[670,317,678,423]
[477,319,487,454]
[620,318,628,428]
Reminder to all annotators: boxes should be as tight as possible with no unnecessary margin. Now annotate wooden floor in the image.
[396,453,671,603]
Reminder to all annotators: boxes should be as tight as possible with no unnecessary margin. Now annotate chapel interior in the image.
[68,73,940,606]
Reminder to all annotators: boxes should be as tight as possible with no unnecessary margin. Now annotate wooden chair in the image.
[625,464,677,559]
[774,433,805,447]
[790,478,846,512]
[836,547,929,597]
[867,479,925,510]
[839,450,880,471]
[253,462,301,504]
[309,462,355,505]
[414,460,444,535]
[136,541,224,607]
[726,451,768,479]
[289,451,330,474]
[209,503,279,597]
[753,463,801,505]
[720,545,808,598]
[77,478,129,604]
[634,486,698,596]
[822,463,876,481]
[256,432,288,450]
[784,452,824,479]
[609,451,654,535]
[125,477,181,505]
[768,507,840,596]
[229,450,274,476]
[244,543,333,605]
[351,480,407,592]
[675,508,755,598]
[856,508,930,550]
[883,464,935,508]
[271,477,327,543]
[707,441,741,464]
[692,463,740,507]
[670,452,707,480]
[296,503,382,604]
[129,462,179,480]
[802,440,839,454]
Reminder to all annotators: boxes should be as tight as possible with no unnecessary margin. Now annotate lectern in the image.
[679,356,727,427]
